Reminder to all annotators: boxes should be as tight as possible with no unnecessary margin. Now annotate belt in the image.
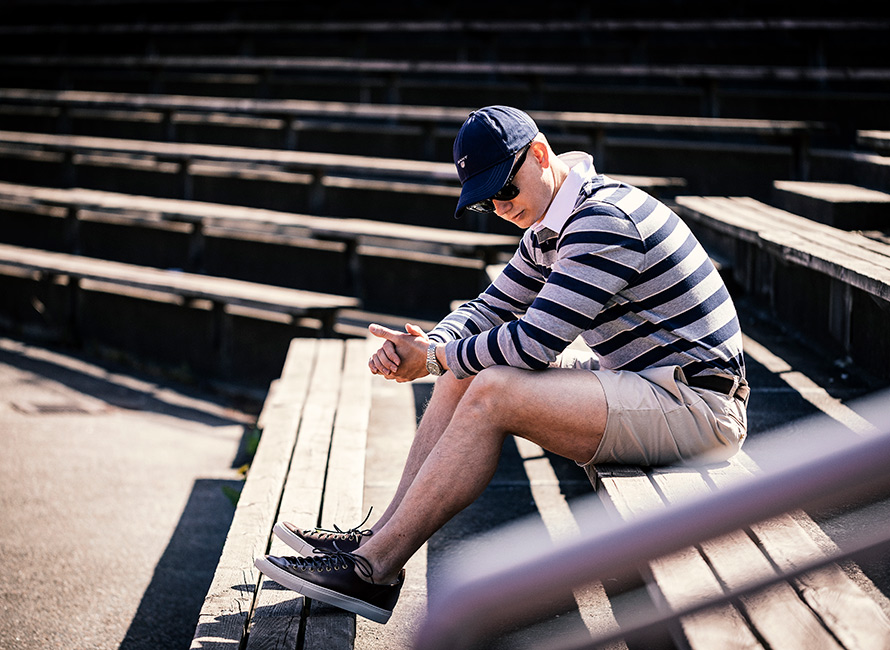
[687,374,749,402]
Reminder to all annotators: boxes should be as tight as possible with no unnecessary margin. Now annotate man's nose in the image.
[492,199,512,217]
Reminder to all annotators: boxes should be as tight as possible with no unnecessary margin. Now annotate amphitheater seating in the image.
[0,181,513,318]
[675,195,890,381]
[594,457,890,648]
[0,88,820,193]
[0,129,688,231]
[191,337,371,650]
[772,180,890,230]
[1,6,889,649]
[2,53,887,128]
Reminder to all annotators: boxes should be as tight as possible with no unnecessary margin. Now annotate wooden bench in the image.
[0,128,471,226]
[0,180,518,263]
[858,130,890,154]
[191,336,372,650]
[0,242,358,379]
[0,88,820,175]
[594,454,890,648]
[0,130,687,228]
[772,180,890,230]
[2,53,886,121]
[1,19,886,78]
[0,128,457,200]
[674,195,890,380]
[0,181,510,318]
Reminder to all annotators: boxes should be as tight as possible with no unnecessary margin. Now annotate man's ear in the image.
[531,140,550,168]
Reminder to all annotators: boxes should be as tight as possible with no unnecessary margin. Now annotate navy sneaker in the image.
[255,549,403,624]
[273,510,373,556]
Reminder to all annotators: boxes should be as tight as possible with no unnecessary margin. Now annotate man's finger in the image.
[405,322,426,338]
[380,341,401,367]
[370,354,394,377]
[368,323,401,341]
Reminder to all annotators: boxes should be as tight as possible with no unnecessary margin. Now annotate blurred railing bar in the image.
[414,413,890,649]
[564,525,890,650]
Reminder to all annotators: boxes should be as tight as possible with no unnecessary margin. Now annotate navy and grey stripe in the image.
[429,172,745,381]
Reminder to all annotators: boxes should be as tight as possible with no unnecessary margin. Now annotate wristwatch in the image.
[426,342,445,376]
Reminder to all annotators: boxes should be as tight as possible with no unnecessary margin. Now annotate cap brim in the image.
[453,155,514,219]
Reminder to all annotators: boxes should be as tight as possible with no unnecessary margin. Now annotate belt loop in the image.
[728,374,740,399]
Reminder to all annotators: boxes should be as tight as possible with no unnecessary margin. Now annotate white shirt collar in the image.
[533,152,596,234]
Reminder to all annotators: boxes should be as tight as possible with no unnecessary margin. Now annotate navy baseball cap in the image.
[453,106,538,218]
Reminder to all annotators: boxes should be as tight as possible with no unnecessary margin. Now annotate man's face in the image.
[491,143,550,230]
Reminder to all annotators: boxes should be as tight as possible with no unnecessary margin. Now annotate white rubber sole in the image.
[254,556,393,624]
[273,522,316,556]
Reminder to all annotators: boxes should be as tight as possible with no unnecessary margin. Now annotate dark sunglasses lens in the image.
[467,199,495,213]
[491,182,520,202]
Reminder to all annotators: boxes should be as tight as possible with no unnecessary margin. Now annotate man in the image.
[255,105,749,624]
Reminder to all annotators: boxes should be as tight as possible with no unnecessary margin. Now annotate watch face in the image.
[426,344,442,376]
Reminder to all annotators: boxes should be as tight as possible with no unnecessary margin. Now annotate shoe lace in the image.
[286,548,375,582]
[312,507,374,542]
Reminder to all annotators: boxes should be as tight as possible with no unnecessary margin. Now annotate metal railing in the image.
[414,390,890,649]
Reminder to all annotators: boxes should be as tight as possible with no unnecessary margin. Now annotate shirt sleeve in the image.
[440,208,646,379]
[427,231,543,344]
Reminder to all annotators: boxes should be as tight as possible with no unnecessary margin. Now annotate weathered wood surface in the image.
[774,181,890,206]
[675,195,890,301]
[597,466,762,648]
[191,339,317,650]
[0,242,358,316]
[0,87,816,135]
[3,52,888,85]
[193,338,373,650]
[0,129,458,181]
[3,17,884,38]
[772,180,890,230]
[0,181,520,255]
[305,338,373,650]
[594,456,890,649]
[707,462,890,650]
[858,130,890,152]
[247,339,349,650]
[652,466,841,649]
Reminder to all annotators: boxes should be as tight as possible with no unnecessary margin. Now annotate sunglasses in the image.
[466,144,532,213]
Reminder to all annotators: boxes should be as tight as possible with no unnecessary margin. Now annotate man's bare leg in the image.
[359,365,608,584]
[368,370,474,534]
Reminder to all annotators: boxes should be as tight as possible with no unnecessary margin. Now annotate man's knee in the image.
[457,367,513,416]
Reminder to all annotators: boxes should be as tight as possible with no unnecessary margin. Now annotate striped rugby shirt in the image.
[429,152,746,381]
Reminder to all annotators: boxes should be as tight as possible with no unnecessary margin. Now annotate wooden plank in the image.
[303,337,374,650]
[319,337,373,530]
[191,339,318,650]
[679,195,890,264]
[0,18,885,38]
[246,339,347,650]
[0,88,815,134]
[0,243,358,314]
[676,196,890,300]
[708,461,890,650]
[5,53,888,85]
[858,130,890,152]
[652,466,842,649]
[729,197,890,261]
[0,129,459,181]
[596,466,761,649]
[0,181,519,252]
[773,180,890,206]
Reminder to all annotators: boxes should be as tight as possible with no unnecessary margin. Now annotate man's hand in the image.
[368,322,430,382]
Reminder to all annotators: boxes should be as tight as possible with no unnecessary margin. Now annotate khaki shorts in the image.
[551,349,747,471]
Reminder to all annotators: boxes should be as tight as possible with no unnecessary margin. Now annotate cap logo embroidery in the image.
[458,155,467,168]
